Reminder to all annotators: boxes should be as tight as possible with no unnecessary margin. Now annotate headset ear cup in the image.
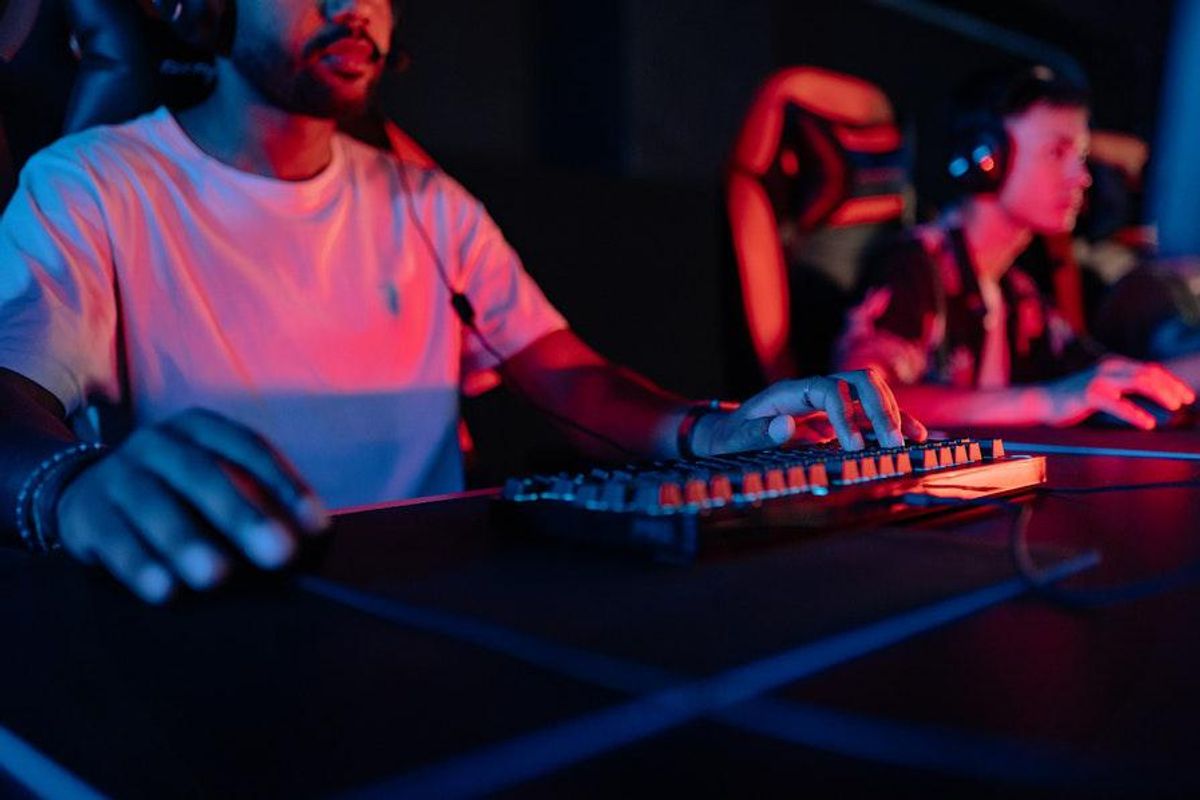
[991,128,1011,191]
[947,124,1009,194]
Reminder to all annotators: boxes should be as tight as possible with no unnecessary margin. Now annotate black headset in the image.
[946,64,1076,195]
[150,0,409,70]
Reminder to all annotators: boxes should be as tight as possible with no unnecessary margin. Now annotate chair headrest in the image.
[730,67,909,232]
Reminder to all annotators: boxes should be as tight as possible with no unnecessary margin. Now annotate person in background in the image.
[836,65,1192,429]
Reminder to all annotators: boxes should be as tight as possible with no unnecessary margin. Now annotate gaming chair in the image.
[725,66,912,388]
[0,0,162,204]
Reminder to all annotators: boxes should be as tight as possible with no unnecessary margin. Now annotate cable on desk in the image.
[908,491,1200,609]
[1005,441,1200,462]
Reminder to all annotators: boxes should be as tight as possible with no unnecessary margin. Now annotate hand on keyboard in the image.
[691,369,928,456]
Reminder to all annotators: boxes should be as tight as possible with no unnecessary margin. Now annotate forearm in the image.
[500,331,693,460]
[523,362,691,459]
[891,382,1053,428]
[0,369,79,547]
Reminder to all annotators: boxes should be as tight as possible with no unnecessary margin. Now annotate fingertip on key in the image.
[244,520,297,569]
[768,414,795,445]
[137,563,175,604]
[179,542,227,589]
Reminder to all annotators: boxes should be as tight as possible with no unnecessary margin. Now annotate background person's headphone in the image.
[946,64,1087,195]
[147,0,410,71]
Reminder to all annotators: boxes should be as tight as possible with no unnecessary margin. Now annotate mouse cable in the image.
[394,164,640,460]
[906,488,1200,609]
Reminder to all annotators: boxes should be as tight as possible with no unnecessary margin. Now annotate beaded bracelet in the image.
[14,442,107,554]
[676,399,739,460]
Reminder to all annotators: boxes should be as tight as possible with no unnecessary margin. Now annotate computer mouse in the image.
[1084,394,1196,429]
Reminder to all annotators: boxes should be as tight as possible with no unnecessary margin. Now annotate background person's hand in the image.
[1043,356,1195,429]
[55,408,329,604]
[690,369,928,457]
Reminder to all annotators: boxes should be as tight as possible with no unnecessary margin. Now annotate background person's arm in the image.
[890,356,1194,430]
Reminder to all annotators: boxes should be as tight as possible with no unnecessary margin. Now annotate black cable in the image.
[393,164,640,460]
[910,491,1200,610]
[1011,494,1200,609]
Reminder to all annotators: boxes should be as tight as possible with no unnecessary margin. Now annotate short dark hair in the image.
[952,64,1090,131]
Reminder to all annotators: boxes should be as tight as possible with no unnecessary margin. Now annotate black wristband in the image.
[15,443,107,553]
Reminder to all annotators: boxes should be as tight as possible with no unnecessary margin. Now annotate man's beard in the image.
[229,37,382,119]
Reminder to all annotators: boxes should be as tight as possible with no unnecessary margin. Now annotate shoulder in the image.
[20,108,178,199]
[35,108,174,168]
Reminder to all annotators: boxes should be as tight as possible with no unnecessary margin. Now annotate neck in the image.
[174,60,337,181]
[959,197,1032,282]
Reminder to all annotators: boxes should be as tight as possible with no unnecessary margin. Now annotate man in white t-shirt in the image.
[0,0,923,603]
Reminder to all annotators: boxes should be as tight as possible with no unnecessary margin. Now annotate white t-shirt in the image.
[0,108,566,509]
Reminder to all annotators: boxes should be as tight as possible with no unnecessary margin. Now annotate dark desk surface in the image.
[3,428,1200,798]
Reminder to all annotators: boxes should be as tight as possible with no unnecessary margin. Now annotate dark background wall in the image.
[373,0,1177,478]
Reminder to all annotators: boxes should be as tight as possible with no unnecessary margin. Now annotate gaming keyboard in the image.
[496,437,1045,562]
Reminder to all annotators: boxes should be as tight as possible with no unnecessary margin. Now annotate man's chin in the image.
[1027,211,1079,236]
[229,53,380,119]
[290,83,377,119]
[301,97,372,119]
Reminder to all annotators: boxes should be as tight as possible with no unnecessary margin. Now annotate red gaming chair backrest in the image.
[726,66,910,382]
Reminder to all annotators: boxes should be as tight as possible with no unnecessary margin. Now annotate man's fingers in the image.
[805,378,863,450]
[727,372,915,452]
[831,369,904,448]
[1143,366,1194,408]
[1099,396,1157,430]
[163,409,328,534]
[846,403,926,445]
[122,431,299,570]
[793,411,837,441]
[1129,372,1184,410]
[900,411,928,442]
[1179,377,1197,406]
[84,506,177,604]
[105,462,230,590]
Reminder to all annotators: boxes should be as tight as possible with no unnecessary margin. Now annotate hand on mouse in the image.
[1042,356,1195,430]
[54,408,330,604]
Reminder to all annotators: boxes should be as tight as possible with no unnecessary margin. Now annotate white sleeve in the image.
[0,148,120,413]
[448,180,567,390]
